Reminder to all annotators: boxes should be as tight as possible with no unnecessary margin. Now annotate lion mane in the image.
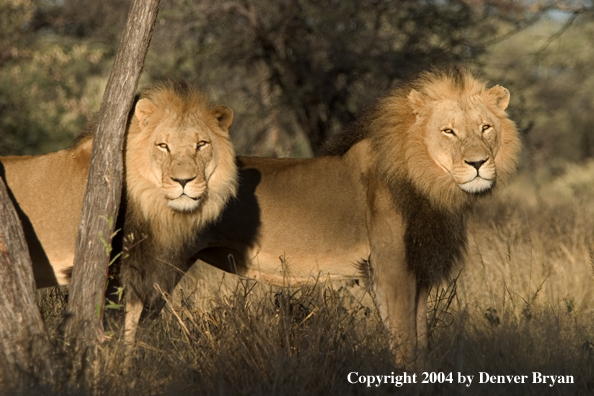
[125,82,237,248]
[326,66,520,210]
[121,81,238,329]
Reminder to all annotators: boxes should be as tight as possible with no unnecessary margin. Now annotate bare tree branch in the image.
[534,10,583,59]
[64,0,160,354]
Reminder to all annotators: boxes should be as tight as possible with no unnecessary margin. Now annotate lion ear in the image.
[211,105,234,131]
[408,89,425,117]
[134,98,157,127]
[486,85,510,110]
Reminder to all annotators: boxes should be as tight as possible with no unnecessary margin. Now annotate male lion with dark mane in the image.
[134,66,518,365]
[0,81,238,345]
[120,82,238,344]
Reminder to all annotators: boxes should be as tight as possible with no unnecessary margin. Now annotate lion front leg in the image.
[124,297,143,347]
[415,285,429,366]
[122,291,143,370]
[372,258,425,369]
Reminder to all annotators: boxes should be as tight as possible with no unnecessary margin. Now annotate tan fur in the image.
[0,136,93,287]
[187,66,521,366]
[0,81,238,306]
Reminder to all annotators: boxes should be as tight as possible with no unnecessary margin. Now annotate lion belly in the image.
[240,248,369,285]
[0,141,91,288]
[197,152,374,285]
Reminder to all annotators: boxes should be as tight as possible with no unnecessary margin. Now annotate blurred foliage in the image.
[0,0,112,155]
[482,9,594,178]
[1,0,594,169]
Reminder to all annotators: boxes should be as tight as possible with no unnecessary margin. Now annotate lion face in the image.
[129,97,235,213]
[408,85,511,196]
[150,115,214,212]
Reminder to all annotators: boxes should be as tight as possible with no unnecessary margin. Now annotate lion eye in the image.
[196,141,208,150]
[482,124,491,132]
[157,143,169,151]
[442,128,455,136]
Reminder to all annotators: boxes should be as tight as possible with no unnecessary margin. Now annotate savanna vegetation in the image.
[2,0,594,394]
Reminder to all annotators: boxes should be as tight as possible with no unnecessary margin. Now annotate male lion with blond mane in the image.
[0,81,238,345]
[175,66,519,365]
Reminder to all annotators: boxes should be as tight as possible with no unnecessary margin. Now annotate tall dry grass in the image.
[28,168,594,395]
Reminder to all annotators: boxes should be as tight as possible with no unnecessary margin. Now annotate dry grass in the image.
[26,172,594,395]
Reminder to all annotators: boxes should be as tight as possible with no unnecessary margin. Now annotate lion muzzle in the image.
[455,155,496,193]
[165,179,208,212]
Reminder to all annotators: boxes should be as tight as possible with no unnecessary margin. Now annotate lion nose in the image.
[171,176,195,187]
[465,158,488,171]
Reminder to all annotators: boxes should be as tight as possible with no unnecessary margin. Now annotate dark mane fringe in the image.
[140,79,212,115]
[68,125,95,150]
[141,80,186,101]
[143,79,192,98]
[391,179,467,287]
[121,208,190,309]
[321,111,368,156]
[67,93,142,151]
[321,64,480,156]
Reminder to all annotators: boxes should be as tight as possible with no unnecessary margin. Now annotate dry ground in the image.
[28,172,594,395]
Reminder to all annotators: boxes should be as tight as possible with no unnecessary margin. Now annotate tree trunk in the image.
[64,0,160,351]
[0,177,54,391]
